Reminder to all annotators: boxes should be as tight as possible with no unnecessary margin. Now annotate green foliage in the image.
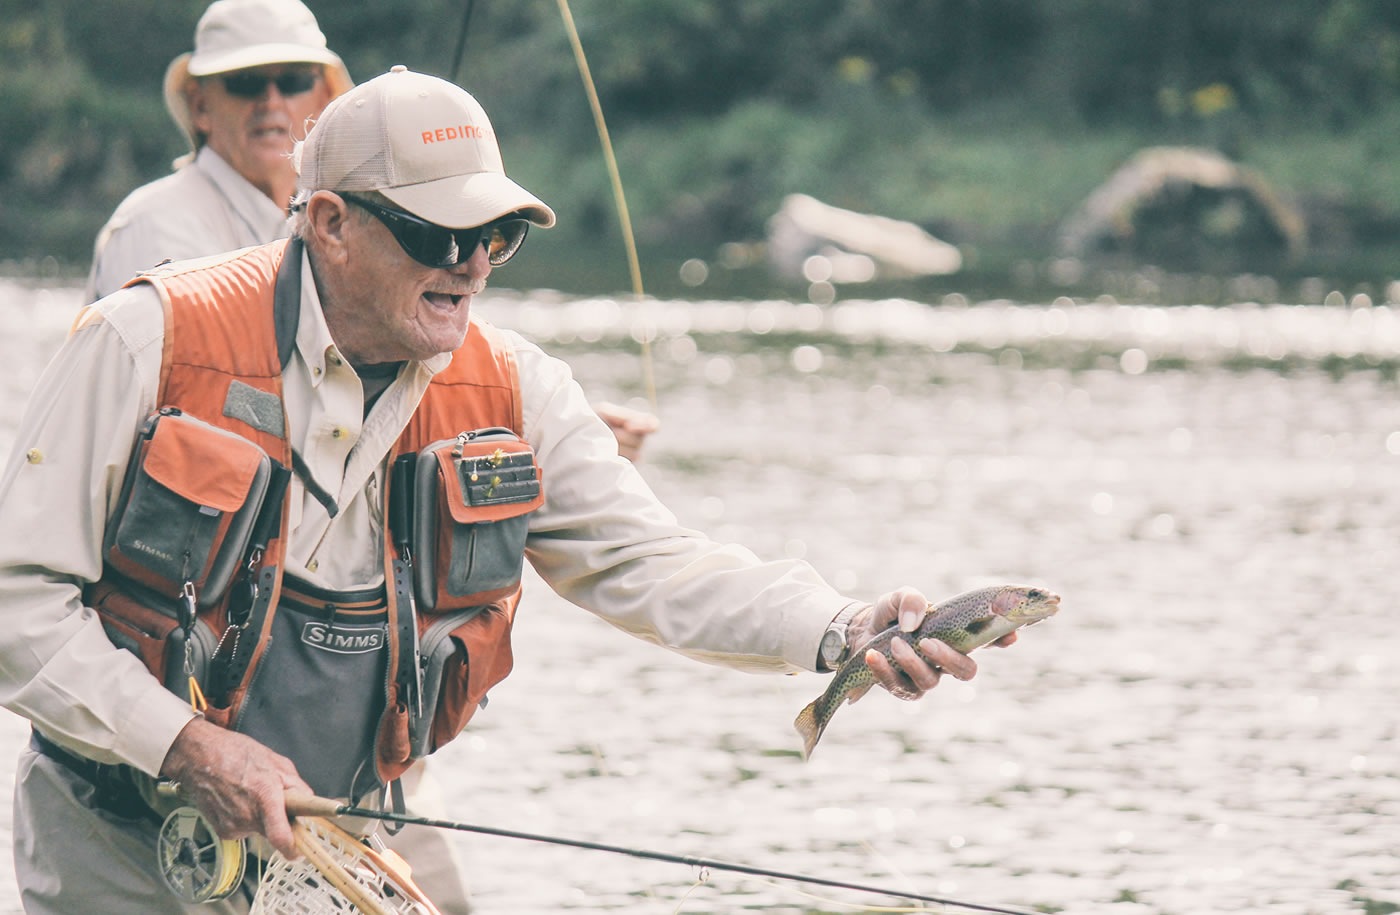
[8,0,1400,276]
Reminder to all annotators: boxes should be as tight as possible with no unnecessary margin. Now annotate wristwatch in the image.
[818,603,863,672]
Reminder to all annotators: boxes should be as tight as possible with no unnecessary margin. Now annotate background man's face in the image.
[190,64,332,204]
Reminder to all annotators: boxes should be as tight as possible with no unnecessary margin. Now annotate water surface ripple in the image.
[0,282,1393,914]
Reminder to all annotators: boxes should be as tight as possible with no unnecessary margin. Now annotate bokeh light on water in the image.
[0,280,1395,913]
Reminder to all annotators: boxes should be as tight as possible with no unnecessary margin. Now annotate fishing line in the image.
[556,0,659,413]
[670,866,710,915]
[285,795,1039,915]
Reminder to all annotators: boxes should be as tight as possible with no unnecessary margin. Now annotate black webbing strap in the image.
[387,454,423,725]
[273,240,340,523]
[273,236,303,371]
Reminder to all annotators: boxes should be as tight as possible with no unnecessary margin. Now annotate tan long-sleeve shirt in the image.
[85,146,292,303]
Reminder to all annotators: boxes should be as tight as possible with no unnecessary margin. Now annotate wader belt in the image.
[28,729,159,824]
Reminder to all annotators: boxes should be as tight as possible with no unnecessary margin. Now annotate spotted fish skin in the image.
[793,585,1060,759]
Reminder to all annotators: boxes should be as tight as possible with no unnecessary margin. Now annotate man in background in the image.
[85,0,349,303]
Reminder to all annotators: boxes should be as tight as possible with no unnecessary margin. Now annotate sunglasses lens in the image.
[484,220,529,266]
[275,71,319,96]
[398,220,459,268]
[221,73,266,98]
[221,69,318,98]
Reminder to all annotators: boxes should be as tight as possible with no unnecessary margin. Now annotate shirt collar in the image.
[194,146,292,241]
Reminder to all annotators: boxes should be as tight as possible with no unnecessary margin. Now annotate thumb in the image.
[873,588,928,633]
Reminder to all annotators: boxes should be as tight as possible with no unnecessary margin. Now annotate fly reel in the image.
[157,806,247,903]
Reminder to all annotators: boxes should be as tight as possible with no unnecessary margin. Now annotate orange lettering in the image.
[421,124,489,144]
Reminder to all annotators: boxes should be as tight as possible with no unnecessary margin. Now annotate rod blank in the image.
[283,793,1037,915]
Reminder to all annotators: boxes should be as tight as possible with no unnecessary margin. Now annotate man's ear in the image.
[186,80,212,135]
[306,191,351,264]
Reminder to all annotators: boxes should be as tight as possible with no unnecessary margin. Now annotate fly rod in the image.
[286,794,1039,915]
[556,0,659,414]
[448,0,479,83]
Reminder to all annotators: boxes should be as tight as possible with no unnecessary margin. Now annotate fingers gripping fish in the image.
[793,585,1061,759]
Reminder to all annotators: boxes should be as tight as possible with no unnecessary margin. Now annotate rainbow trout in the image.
[794,585,1060,759]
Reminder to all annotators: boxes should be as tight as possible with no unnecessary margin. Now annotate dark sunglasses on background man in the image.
[340,194,530,268]
[222,66,322,99]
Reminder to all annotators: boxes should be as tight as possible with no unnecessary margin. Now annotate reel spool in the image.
[157,806,247,903]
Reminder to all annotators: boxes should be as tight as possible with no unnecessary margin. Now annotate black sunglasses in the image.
[341,194,530,268]
[221,68,321,99]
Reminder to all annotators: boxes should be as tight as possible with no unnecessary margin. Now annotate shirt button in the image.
[307,558,320,573]
[313,366,323,377]
[328,353,343,367]
[331,427,345,439]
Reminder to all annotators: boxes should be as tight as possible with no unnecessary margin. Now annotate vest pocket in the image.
[89,582,220,702]
[410,428,544,612]
[410,596,517,757]
[104,408,272,609]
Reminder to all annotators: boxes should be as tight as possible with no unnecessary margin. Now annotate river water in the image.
[0,280,1394,914]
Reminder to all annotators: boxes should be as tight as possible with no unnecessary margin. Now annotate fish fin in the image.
[793,701,825,761]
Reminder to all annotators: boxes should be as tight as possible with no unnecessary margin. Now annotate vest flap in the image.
[144,415,265,513]
[435,442,544,524]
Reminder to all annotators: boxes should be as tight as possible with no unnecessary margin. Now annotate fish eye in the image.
[1028,588,1045,600]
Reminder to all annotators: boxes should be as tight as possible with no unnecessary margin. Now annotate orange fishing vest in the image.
[88,239,528,784]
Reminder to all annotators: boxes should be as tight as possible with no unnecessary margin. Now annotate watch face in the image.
[820,630,844,664]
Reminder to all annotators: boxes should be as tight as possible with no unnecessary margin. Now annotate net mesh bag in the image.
[250,816,441,915]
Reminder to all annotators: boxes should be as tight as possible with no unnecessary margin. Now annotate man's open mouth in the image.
[422,292,464,309]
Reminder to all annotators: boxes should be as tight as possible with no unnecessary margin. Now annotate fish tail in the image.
[793,699,827,761]
[794,663,870,759]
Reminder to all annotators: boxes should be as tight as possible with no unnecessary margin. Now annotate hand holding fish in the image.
[843,587,1017,704]
[795,584,1060,758]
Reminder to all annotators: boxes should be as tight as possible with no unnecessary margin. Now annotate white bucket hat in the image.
[164,0,353,151]
[293,66,555,229]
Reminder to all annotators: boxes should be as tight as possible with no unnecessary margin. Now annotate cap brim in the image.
[380,172,556,229]
[188,44,346,76]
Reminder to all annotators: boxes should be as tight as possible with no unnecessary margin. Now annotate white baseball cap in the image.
[293,66,555,229]
[164,0,353,151]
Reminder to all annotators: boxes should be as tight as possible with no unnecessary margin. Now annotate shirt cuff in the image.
[787,596,862,672]
[115,681,201,778]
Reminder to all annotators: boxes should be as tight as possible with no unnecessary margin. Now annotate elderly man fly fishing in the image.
[0,63,1058,913]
